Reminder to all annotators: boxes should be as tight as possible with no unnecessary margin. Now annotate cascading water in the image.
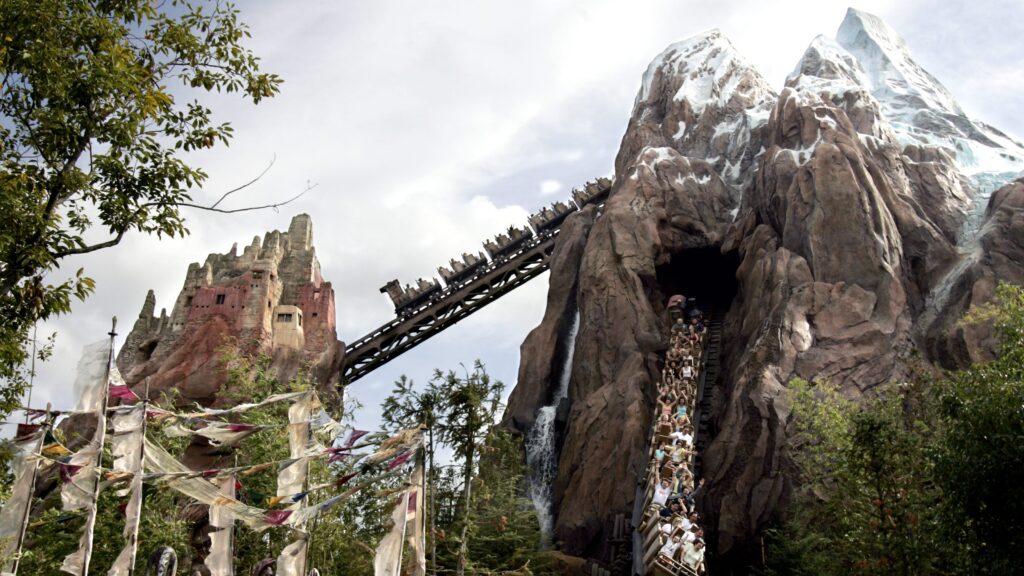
[525,311,580,547]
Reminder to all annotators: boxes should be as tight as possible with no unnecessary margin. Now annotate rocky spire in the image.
[619,29,776,195]
[836,7,1024,180]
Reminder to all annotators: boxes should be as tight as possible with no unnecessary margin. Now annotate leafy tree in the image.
[431,362,505,576]
[766,283,1024,576]
[933,283,1024,574]
[768,378,946,576]
[0,0,283,415]
[465,428,545,574]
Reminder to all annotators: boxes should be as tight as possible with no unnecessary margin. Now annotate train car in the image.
[528,200,577,235]
[571,177,612,208]
[379,277,442,317]
[483,225,534,261]
[438,251,488,287]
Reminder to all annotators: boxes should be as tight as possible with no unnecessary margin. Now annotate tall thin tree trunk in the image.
[429,427,437,576]
[456,450,474,576]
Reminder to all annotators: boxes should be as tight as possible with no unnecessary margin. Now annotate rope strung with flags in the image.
[0,337,424,576]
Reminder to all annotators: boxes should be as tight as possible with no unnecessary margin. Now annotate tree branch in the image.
[183,179,316,214]
[52,179,317,258]
[209,154,275,209]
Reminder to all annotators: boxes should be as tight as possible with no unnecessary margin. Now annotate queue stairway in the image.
[629,305,719,576]
[693,309,724,479]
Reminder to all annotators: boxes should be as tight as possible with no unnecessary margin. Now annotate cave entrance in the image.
[654,247,740,314]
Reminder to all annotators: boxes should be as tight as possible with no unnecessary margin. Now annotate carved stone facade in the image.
[116,214,344,406]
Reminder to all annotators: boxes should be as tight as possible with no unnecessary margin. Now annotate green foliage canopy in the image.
[0,0,280,414]
[767,283,1024,576]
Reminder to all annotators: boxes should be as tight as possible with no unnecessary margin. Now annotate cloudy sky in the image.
[26,0,1024,431]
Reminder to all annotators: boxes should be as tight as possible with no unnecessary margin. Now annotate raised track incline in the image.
[340,179,610,385]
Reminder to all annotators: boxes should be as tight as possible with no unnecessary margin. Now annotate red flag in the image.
[387,450,414,471]
[15,423,40,439]
[59,463,83,483]
[262,509,293,526]
[335,472,357,487]
[23,409,48,421]
[109,384,139,401]
[344,429,369,448]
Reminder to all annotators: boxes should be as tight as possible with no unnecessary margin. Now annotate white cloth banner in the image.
[60,442,100,511]
[205,476,236,576]
[107,405,145,576]
[0,427,45,573]
[72,339,112,413]
[406,459,426,576]
[373,491,410,576]
[277,393,317,501]
[142,437,268,529]
[276,392,317,576]
[185,391,309,418]
[194,422,266,447]
[59,516,95,574]
[61,339,113,575]
[276,533,308,576]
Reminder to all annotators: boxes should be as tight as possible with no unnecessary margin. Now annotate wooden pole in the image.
[9,403,50,575]
[80,317,117,576]
[125,379,149,576]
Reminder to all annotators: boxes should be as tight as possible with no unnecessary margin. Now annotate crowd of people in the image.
[640,295,708,575]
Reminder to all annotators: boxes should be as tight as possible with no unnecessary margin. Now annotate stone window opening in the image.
[253,271,264,279]
[311,312,318,318]
[276,313,293,323]
[313,291,321,301]
[215,294,226,305]
[185,296,193,307]
[139,340,158,362]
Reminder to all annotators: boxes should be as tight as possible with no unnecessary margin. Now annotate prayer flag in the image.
[276,533,308,576]
[344,429,369,448]
[406,459,427,576]
[387,450,414,471]
[373,491,409,576]
[0,426,45,573]
[263,510,293,526]
[205,476,236,576]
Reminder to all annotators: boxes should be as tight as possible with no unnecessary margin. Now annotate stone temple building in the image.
[115,214,344,407]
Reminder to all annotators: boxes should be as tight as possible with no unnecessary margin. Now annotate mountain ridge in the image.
[506,7,1024,567]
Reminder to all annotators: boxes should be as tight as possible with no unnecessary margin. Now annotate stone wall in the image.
[116,214,344,407]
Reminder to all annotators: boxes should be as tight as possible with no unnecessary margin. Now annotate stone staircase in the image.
[693,309,724,479]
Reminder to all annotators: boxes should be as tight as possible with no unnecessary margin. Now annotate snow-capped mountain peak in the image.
[637,28,773,115]
[837,8,963,120]
[786,35,866,93]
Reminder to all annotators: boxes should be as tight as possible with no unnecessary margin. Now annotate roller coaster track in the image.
[340,183,609,385]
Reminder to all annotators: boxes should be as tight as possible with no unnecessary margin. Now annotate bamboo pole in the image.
[80,317,118,576]
[125,380,149,576]
[8,403,50,575]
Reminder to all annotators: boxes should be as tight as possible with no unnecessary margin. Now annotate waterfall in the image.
[525,311,580,547]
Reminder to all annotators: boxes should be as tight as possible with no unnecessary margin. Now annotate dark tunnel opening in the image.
[654,247,741,313]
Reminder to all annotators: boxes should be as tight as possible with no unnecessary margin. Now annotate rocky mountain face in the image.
[505,8,1024,566]
[116,214,345,413]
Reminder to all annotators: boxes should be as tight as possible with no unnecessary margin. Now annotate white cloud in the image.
[21,0,1023,437]
[539,179,563,196]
